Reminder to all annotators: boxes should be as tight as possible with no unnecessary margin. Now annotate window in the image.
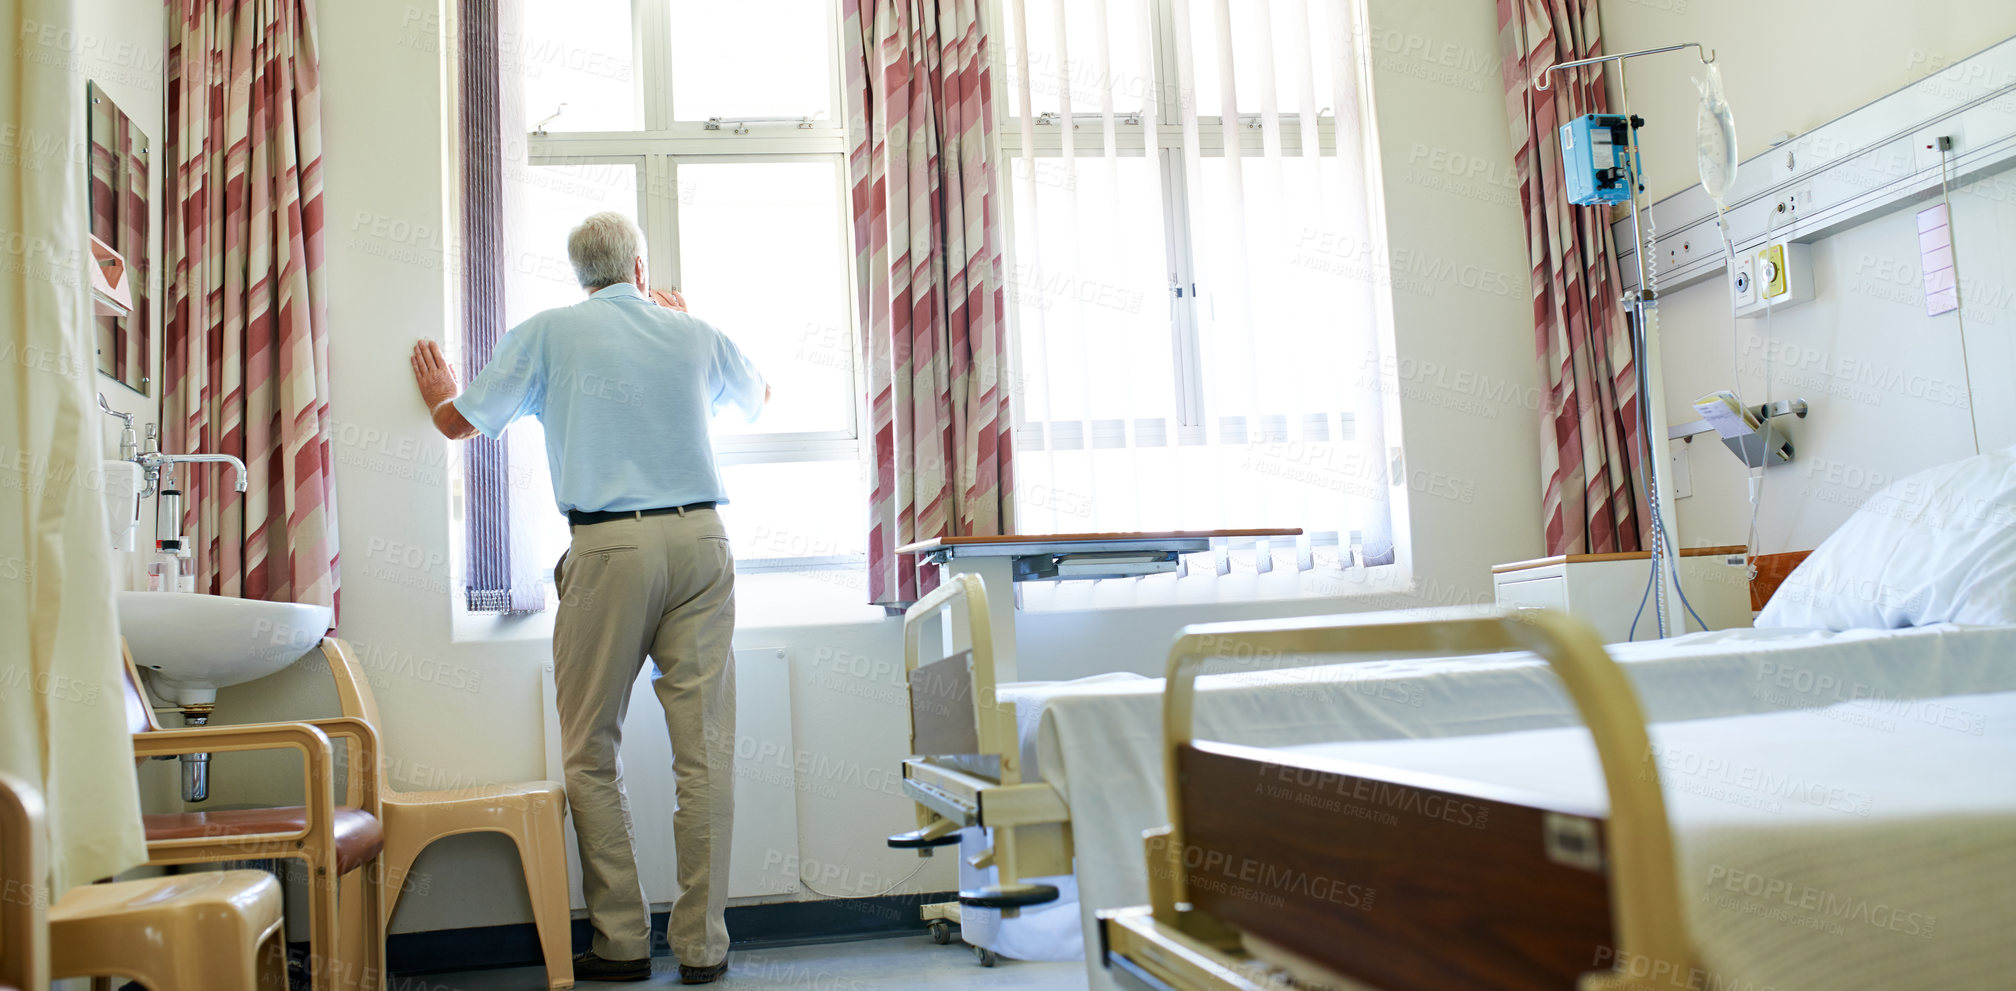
[997,0,1397,571]
[505,0,864,580]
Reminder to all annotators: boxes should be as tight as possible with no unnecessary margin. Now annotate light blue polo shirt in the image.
[453,283,766,514]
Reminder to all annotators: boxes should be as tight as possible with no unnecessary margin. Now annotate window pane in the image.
[1192,156,1367,418]
[518,0,638,132]
[675,161,853,436]
[1008,155,1173,426]
[509,162,640,323]
[669,0,834,120]
[720,461,868,560]
[1182,0,1340,118]
[1003,0,1151,119]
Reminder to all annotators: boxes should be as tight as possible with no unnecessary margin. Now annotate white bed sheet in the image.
[1016,622,2016,990]
[1275,689,2016,989]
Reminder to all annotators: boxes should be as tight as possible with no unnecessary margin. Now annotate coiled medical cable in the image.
[1627,164,1708,639]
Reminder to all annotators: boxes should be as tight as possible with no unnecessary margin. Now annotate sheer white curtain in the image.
[999,0,1394,572]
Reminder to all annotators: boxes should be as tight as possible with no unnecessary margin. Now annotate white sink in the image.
[116,592,332,705]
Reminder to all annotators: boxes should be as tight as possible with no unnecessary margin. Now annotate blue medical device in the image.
[1559,113,1640,205]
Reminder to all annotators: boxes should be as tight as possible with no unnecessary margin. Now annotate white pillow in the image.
[1757,445,2016,630]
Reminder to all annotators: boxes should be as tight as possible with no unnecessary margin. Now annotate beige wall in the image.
[1362,0,1548,589]
[1602,0,2016,200]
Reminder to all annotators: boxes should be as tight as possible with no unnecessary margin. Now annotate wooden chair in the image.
[1,771,288,991]
[123,651,387,991]
[0,770,47,991]
[316,639,574,991]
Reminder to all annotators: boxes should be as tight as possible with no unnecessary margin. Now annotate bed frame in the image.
[886,573,1072,916]
[1099,607,1694,991]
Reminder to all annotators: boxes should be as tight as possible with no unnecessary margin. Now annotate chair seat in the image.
[50,869,282,924]
[48,870,285,985]
[145,806,385,874]
[384,780,562,811]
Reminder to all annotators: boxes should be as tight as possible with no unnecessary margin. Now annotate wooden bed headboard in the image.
[1748,551,1813,611]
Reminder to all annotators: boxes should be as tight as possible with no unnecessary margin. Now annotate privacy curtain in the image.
[845,0,1015,605]
[1497,0,1645,555]
[164,0,340,610]
[0,0,148,892]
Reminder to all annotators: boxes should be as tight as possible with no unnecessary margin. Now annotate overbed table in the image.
[896,529,1302,682]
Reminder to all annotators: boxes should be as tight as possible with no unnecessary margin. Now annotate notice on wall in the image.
[1917,203,1959,317]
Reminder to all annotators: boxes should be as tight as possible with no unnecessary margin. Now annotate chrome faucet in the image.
[96,392,138,461]
[135,451,251,497]
[98,392,251,496]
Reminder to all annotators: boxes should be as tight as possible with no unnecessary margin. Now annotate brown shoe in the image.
[679,960,729,985]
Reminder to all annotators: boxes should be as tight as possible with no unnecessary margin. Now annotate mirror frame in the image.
[87,80,152,396]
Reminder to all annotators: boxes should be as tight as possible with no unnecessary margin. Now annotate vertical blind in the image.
[460,0,547,612]
[1000,0,1395,570]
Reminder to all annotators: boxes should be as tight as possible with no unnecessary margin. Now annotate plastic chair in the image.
[123,649,387,991]
[1,771,288,991]
[317,639,574,991]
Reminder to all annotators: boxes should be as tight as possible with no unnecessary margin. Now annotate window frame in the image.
[992,0,1340,437]
[518,0,868,571]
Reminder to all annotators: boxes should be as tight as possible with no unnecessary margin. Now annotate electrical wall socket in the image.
[1768,187,1814,229]
[1730,255,1758,309]
[1736,241,1814,317]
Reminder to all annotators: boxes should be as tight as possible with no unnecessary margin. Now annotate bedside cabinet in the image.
[1493,546,1753,643]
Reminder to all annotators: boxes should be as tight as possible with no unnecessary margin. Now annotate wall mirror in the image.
[89,81,152,395]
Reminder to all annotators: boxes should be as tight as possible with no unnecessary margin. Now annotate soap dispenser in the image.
[173,542,196,593]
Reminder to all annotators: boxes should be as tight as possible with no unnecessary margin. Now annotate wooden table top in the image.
[1491,544,1748,574]
[897,529,1305,556]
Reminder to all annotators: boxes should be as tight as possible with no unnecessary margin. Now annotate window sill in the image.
[1015,563,1413,614]
[451,563,1417,644]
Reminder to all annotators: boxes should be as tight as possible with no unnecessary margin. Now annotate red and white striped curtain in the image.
[1497,0,1645,555]
[164,0,339,610]
[845,0,1015,606]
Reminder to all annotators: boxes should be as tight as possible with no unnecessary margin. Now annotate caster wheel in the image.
[929,920,953,945]
[976,948,998,968]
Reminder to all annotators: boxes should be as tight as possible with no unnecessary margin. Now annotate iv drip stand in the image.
[1538,42,1715,638]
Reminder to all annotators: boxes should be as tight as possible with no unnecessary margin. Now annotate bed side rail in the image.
[1156,605,1691,991]
[891,573,1062,910]
[900,573,1018,775]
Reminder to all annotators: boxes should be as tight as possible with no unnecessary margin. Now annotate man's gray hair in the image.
[567,211,645,291]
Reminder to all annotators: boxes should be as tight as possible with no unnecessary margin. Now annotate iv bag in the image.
[1695,63,1738,207]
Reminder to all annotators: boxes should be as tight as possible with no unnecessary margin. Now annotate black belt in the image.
[567,501,717,527]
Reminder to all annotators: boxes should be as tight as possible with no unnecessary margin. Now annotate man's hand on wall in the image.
[411,340,477,440]
[411,340,460,408]
[649,287,689,311]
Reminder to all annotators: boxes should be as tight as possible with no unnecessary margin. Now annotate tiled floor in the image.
[412,934,1091,991]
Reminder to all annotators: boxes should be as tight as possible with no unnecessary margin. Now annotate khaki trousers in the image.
[553,507,736,965]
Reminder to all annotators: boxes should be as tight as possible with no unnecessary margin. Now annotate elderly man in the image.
[409,211,765,984]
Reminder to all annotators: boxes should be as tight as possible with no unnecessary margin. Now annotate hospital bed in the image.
[885,573,1076,964]
[1099,607,2016,990]
[887,576,2016,976]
